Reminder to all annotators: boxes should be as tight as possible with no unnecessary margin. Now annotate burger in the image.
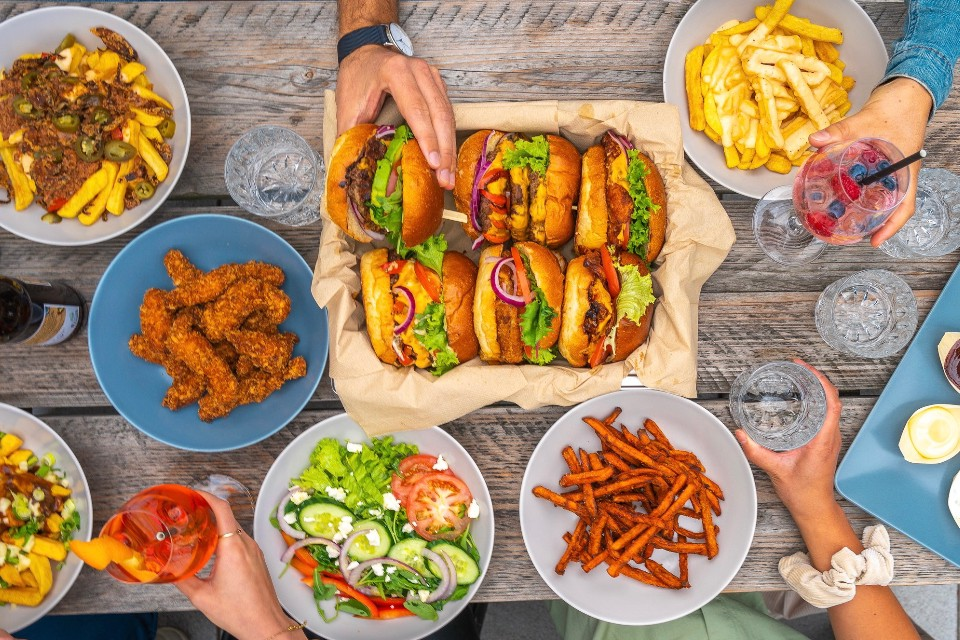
[474,241,564,365]
[575,131,667,261]
[360,247,478,376]
[559,247,656,367]
[454,131,580,248]
[327,123,444,251]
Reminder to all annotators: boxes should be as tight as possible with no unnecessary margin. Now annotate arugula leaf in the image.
[624,149,661,259]
[414,302,460,376]
[337,598,372,618]
[407,234,447,274]
[502,135,549,176]
[520,287,557,355]
[313,569,337,602]
[404,600,440,620]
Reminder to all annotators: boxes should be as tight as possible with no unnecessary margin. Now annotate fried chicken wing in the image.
[226,329,297,374]
[140,288,173,349]
[164,261,284,309]
[163,249,202,288]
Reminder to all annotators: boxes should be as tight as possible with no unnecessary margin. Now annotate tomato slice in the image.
[407,472,472,541]
[391,455,448,503]
[589,340,609,368]
[478,168,508,188]
[480,189,508,208]
[414,261,442,303]
[510,246,533,302]
[382,259,407,275]
[599,245,620,298]
[46,197,67,213]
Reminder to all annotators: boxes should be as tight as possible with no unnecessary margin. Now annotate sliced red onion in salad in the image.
[418,548,455,603]
[491,257,526,307]
[393,286,416,334]
[338,530,367,579]
[375,125,396,139]
[281,537,340,565]
[277,487,307,540]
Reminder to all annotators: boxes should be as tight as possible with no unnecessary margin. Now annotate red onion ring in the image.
[348,557,422,586]
[349,200,386,241]
[419,548,453,603]
[610,131,635,153]
[468,131,496,233]
[375,125,396,139]
[393,286,416,334]
[281,537,340,565]
[471,236,485,251]
[338,530,366,579]
[491,258,525,307]
[276,487,307,540]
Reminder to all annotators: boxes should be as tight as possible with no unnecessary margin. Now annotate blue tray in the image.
[836,261,960,566]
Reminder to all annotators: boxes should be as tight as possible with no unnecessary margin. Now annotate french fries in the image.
[683,0,854,175]
[533,409,725,589]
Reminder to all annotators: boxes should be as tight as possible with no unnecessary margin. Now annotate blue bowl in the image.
[89,214,328,452]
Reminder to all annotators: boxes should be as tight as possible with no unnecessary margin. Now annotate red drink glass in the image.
[101,484,218,583]
[794,138,910,244]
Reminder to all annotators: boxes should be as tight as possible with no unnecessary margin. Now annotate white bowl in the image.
[0,6,191,245]
[520,389,757,626]
[0,403,93,633]
[253,414,495,640]
[663,0,888,198]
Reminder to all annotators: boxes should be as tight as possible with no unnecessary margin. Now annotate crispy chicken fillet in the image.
[139,288,173,350]
[164,261,285,309]
[166,312,239,422]
[226,329,298,375]
[163,249,202,288]
[200,279,291,341]
[236,356,308,405]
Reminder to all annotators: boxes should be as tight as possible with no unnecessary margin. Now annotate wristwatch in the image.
[337,23,414,64]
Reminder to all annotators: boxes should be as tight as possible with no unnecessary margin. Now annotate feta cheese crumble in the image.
[289,490,310,505]
[283,512,298,525]
[365,529,381,548]
[401,523,415,534]
[432,454,449,471]
[346,561,360,571]
[467,499,480,519]
[371,562,385,577]
[325,486,347,502]
[383,492,402,511]
[346,442,363,453]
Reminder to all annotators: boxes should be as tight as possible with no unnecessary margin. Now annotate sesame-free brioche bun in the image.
[441,252,480,363]
[326,124,378,243]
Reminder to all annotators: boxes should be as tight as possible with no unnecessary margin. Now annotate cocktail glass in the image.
[814,269,918,359]
[224,126,324,227]
[754,138,911,266]
[729,361,827,451]
[879,167,960,258]
[101,484,218,584]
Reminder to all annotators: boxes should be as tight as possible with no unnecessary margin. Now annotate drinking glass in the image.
[879,167,960,258]
[814,269,918,359]
[729,361,827,451]
[754,138,910,265]
[101,484,218,584]
[224,126,324,227]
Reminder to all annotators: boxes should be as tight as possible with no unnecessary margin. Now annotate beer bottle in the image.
[0,276,85,345]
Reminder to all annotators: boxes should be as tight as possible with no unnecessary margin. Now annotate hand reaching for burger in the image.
[808,78,932,248]
[336,45,456,190]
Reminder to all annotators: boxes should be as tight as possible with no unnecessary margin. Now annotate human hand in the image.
[735,359,842,521]
[0,629,22,640]
[176,492,305,640]
[808,78,932,248]
[336,45,456,189]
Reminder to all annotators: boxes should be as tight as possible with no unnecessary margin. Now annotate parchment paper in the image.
[313,90,735,435]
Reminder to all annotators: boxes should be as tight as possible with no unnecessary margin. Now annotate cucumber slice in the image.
[427,542,481,585]
[347,520,392,561]
[298,501,354,538]
[387,538,429,574]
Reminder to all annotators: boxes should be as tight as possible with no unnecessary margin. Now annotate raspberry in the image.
[805,211,838,237]
[827,199,846,218]
[861,149,880,164]
[831,172,861,200]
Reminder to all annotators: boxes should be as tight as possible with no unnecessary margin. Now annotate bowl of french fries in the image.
[0,403,92,633]
[0,6,190,246]
[663,0,888,199]
[519,389,756,625]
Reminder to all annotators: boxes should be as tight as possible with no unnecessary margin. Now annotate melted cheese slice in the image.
[608,152,629,192]
[393,263,433,367]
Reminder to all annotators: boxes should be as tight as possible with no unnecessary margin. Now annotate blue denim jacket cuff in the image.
[883,45,954,114]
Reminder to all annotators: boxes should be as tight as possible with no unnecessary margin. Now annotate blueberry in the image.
[848,163,867,181]
[827,200,846,218]
[881,176,897,191]
[809,189,825,203]
[877,160,890,171]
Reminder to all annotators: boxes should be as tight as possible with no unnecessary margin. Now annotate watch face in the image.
[388,23,414,56]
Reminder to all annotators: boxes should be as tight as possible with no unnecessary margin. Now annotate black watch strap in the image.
[337,25,389,64]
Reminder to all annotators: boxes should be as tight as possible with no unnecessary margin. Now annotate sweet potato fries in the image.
[533,408,724,589]
[128,249,307,422]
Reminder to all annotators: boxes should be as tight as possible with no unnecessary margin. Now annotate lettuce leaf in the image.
[407,234,447,274]
[520,287,557,362]
[414,302,460,376]
[502,135,549,176]
[625,149,661,259]
[614,262,656,325]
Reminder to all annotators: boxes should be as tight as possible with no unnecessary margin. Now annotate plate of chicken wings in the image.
[88,214,328,451]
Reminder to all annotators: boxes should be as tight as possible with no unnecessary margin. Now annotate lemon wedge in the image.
[899,404,960,464]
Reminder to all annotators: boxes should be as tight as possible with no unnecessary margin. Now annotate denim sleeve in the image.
[882,0,960,114]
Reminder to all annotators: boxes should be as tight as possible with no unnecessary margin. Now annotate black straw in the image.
[858,149,926,186]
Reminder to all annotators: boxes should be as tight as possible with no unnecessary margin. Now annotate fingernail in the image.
[734,430,747,444]
[429,152,441,168]
[441,169,453,186]
[809,130,829,145]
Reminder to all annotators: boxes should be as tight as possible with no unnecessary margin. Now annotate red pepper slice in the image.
[321,576,381,619]
[379,607,416,619]
[478,167,508,189]
[589,340,609,368]
[480,189,508,209]
[414,261,442,303]
[370,595,408,607]
[599,245,620,298]
[396,345,415,366]
[110,127,124,141]
[46,197,67,213]
[382,260,407,275]
[510,246,532,302]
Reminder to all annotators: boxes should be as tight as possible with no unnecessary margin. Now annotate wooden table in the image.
[1,0,959,616]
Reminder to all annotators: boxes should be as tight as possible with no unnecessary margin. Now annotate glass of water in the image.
[814,269,918,359]
[224,126,324,226]
[879,167,960,258]
[729,361,828,451]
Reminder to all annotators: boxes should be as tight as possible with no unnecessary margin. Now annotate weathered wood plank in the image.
[2,1,948,199]
[45,398,960,614]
